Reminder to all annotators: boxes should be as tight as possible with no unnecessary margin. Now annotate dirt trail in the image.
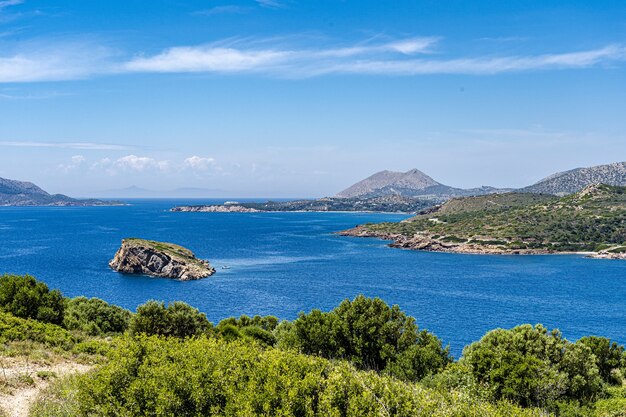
[0,359,91,417]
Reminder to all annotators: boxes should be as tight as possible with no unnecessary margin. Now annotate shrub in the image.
[0,310,76,350]
[64,296,132,336]
[278,295,451,381]
[129,300,211,338]
[577,336,625,385]
[66,335,538,417]
[461,324,604,408]
[0,274,64,325]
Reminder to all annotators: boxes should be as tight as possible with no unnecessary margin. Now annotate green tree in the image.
[64,296,132,335]
[0,274,64,325]
[461,324,604,408]
[577,336,624,385]
[129,300,211,338]
[278,295,451,380]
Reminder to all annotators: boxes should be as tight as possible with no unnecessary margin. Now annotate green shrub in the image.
[0,311,76,350]
[129,300,211,338]
[278,295,451,381]
[66,335,538,416]
[64,297,132,336]
[577,336,625,385]
[462,324,604,408]
[0,274,64,325]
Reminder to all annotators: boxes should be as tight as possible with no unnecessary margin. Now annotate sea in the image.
[1,199,625,357]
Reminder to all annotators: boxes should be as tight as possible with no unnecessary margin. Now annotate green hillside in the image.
[355,184,626,253]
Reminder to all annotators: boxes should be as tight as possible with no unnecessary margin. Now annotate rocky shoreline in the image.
[338,226,626,259]
[109,238,216,280]
[171,205,260,213]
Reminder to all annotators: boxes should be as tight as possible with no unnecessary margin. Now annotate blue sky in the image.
[0,0,625,197]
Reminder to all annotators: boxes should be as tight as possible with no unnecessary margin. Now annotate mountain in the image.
[341,184,626,257]
[521,161,626,196]
[0,177,115,206]
[336,169,511,199]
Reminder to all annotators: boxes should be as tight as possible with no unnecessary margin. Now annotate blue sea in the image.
[1,199,625,357]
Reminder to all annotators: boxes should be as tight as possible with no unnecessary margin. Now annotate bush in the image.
[0,310,76,350]
[129,300,211,338]
[64,296,132,336]
[461,324,604,408]
[64,335,538,417]
[0,274,64,325]
[577,336,624,385]
[278,295,451,381]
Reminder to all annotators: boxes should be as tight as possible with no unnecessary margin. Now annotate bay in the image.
[1,199,625,357]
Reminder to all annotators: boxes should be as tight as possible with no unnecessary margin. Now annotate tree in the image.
[0,274,64,325]
[461,324,604,408]
[278,295,451,381]
[577,336,624,385]
[64,296,132,335]
[129,300,211,338]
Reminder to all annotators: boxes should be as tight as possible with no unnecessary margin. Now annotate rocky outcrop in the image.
[109,238,215,280]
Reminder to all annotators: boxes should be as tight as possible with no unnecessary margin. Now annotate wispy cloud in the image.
[1,36,626,82]
[0,141,132,150]
[193,5,251,16]
[0,0,23,10]
[255,0,285,9]
[57,154,85,173]
[183,155,216,171]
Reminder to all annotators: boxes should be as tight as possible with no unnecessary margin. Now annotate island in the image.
[339,184,626,259]
[109,238,215,280]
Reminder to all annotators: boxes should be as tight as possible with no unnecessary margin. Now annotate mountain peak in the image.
[335,169,440,198]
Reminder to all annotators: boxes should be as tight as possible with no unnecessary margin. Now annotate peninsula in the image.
[340,184,626,259]
[109,238,215,280]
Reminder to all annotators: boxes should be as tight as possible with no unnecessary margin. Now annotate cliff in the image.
[109,238,215,280]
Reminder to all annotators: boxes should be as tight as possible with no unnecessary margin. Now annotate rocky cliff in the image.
[109,238,215,280]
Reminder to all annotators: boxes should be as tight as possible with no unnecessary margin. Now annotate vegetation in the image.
[0,275,623,416]
[0,274,65,325]
[64,296,132,336]
[129,300,212,338]
[361,184,626,252]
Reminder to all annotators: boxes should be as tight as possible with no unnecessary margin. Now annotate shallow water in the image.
[1,199,625,356]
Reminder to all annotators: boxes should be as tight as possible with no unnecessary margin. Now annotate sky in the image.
[0,0,625,197]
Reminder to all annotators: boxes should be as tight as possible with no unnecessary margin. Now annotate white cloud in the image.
[0,141,131,150]
[1,36,626,82]
[0,0,22,10]
[114,155,169,172]
[193,6,251,16]
[183,155,216,171]
[57,154,85,173]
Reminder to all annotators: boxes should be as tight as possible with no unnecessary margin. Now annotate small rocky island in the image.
[109,238,215,280]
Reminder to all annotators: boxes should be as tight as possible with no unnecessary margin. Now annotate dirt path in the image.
[0,359,91,417]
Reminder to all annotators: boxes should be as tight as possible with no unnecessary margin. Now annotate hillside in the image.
[341,184,626,256]
[521,161,626,195]
[335,169,511,199]
[0,177,116,206]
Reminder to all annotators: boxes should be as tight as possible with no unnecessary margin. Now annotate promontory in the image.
[109,238,215,280]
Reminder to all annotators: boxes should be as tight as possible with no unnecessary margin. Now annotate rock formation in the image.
[109,238,215,280]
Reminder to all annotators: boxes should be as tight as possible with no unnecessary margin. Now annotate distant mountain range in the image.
[336,168,511,199]
[520,162,626,196]
[0,177,116,207]
[336,161,626,199]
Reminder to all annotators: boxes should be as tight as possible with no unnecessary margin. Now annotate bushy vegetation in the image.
[278,295,451,382]
[0,275,623,416]
[129,300,212,338]
[64,296,132,336]
[364,184,626,252]
[35,335,540,417]
[0,274,65,325]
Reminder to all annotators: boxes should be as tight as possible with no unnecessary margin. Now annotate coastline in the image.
[338,226,626,259]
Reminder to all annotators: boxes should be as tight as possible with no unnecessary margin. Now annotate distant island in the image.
[171,161,626,214]
[109,238,215,280]
[340,184,626,259]
[0,177,120,207]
